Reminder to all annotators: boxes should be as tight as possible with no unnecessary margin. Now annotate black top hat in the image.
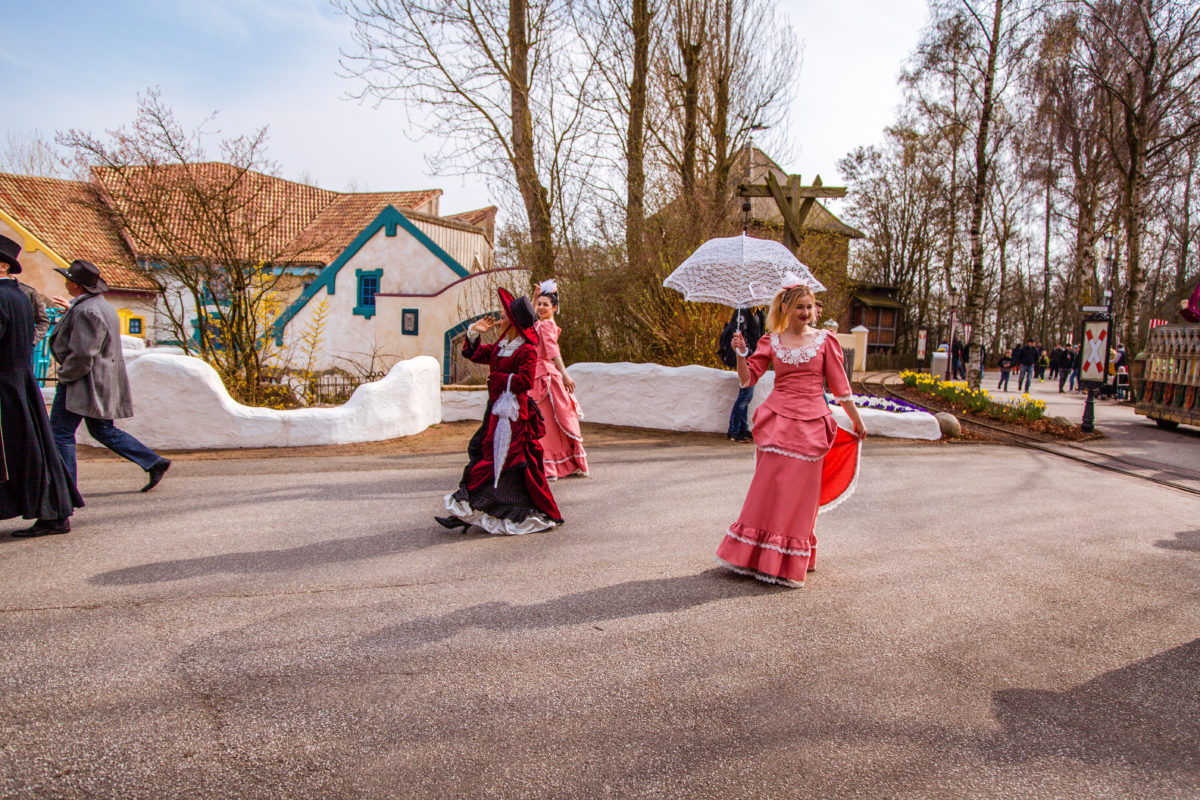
[0,234,22,274]
[497,287,539,345]
[54,260,109,294]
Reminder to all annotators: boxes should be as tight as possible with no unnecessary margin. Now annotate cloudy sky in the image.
[1,0,928,216]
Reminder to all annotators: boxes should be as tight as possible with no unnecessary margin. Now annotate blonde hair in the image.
[766,284,816,333]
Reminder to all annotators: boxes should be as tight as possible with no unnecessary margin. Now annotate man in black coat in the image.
[718,307,765,442]
[0,235,82,536]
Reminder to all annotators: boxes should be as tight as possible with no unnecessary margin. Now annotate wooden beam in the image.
[736,183,846,199]
[796,175,825,227]
[768,172,805,250]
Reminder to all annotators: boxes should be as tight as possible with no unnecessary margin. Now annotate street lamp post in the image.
[944,287,959,381]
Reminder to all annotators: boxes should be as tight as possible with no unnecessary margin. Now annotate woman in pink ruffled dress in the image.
[716,280,866,588]
[530,280,589,480]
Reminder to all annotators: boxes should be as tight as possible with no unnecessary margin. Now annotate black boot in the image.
[12,518,71,537]
[435,515,469,530]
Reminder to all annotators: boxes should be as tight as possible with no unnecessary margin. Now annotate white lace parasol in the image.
[663,233,827,308]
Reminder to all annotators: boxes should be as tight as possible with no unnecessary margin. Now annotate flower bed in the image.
[899,371,1047,422]
[827,392,924,414]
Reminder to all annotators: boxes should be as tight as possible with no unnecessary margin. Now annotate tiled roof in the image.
[446,206,497,241]
[93,162,341,262]
[283,190,445,263]
[1,164,486,284]
[0,172,154,291]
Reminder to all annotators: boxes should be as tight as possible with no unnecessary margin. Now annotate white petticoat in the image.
[443,494,557,536]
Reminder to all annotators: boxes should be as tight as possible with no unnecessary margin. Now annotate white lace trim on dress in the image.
[770,329,828,365]
[544,454,588,465]
[443,494,556,536]
[724,526,812,556]
[756,445,825,462]
[832,394,854,403]
[714,556,804,588]
[496,336,525,356]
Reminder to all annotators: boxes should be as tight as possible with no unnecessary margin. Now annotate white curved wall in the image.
[445,362,942,440]
[77,351,441,450]
[69,347,936,450]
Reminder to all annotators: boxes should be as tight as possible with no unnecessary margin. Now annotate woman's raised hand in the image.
[471,316,499,334]
[731,331,747,354]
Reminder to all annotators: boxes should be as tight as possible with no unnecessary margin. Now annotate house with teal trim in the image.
[271,203,528,384]
[0,164,520,384]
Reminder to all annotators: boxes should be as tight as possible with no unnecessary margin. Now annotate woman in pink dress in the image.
[530,280,589,480]
[715,280,866,588]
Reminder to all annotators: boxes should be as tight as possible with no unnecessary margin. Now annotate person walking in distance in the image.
[997,349,1014,391]
[1016,338,1037,393]
[0,235,83,536]
[48,260,171,492]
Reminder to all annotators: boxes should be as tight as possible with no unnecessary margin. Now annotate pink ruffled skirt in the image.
[716,407,859,588]
[531,374,589,480]
[715,450,821,587]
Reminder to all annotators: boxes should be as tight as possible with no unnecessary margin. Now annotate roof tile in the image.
[0,172,154,290]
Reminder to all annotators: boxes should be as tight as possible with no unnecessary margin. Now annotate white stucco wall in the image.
[445,361,941,440]
[76,350,441,450]
[441,387,488,422]
[64,342,934,451]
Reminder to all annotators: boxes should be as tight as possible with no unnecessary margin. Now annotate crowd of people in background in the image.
[993,339,1127,398]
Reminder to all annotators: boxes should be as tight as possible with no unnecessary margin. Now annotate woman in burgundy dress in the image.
[437,288,563,535]
[531,280,588,480]
[715,280,866,587]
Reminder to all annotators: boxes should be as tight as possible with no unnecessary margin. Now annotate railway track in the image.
[858,371,1200,498]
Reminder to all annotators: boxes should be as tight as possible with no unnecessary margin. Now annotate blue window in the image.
[402,308,419,336]
[128,317,143,335]
[354,269,383,319]
[359,275,378,307]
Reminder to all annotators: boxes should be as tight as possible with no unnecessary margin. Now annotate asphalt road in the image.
[1,430,1197,799]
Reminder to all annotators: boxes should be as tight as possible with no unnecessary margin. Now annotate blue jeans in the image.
[1069,368,1080,392]
[997,370,1010,390]
[1017,364,1033,393]
[727,385,754,438]
[51,386,164,484]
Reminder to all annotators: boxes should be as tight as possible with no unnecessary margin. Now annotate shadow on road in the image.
[362,569,781,649]
[88,527,453,585]
[989,638,1200,773]
[1155,530,1200,553]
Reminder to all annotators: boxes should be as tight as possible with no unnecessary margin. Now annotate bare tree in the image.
[1076,0,1200,346]
[840,125,943,352]
[1,130,66,178]
[336,0,594,283]
[58,89,323,405]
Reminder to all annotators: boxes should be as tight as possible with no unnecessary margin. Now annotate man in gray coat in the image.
[48,260,170,492]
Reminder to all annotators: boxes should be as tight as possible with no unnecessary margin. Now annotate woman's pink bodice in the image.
[742,330,853,460]
[744,329,853,419]
[534,319,562,380]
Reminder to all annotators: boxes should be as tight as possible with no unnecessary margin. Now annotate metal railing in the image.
[32,308,63,387]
